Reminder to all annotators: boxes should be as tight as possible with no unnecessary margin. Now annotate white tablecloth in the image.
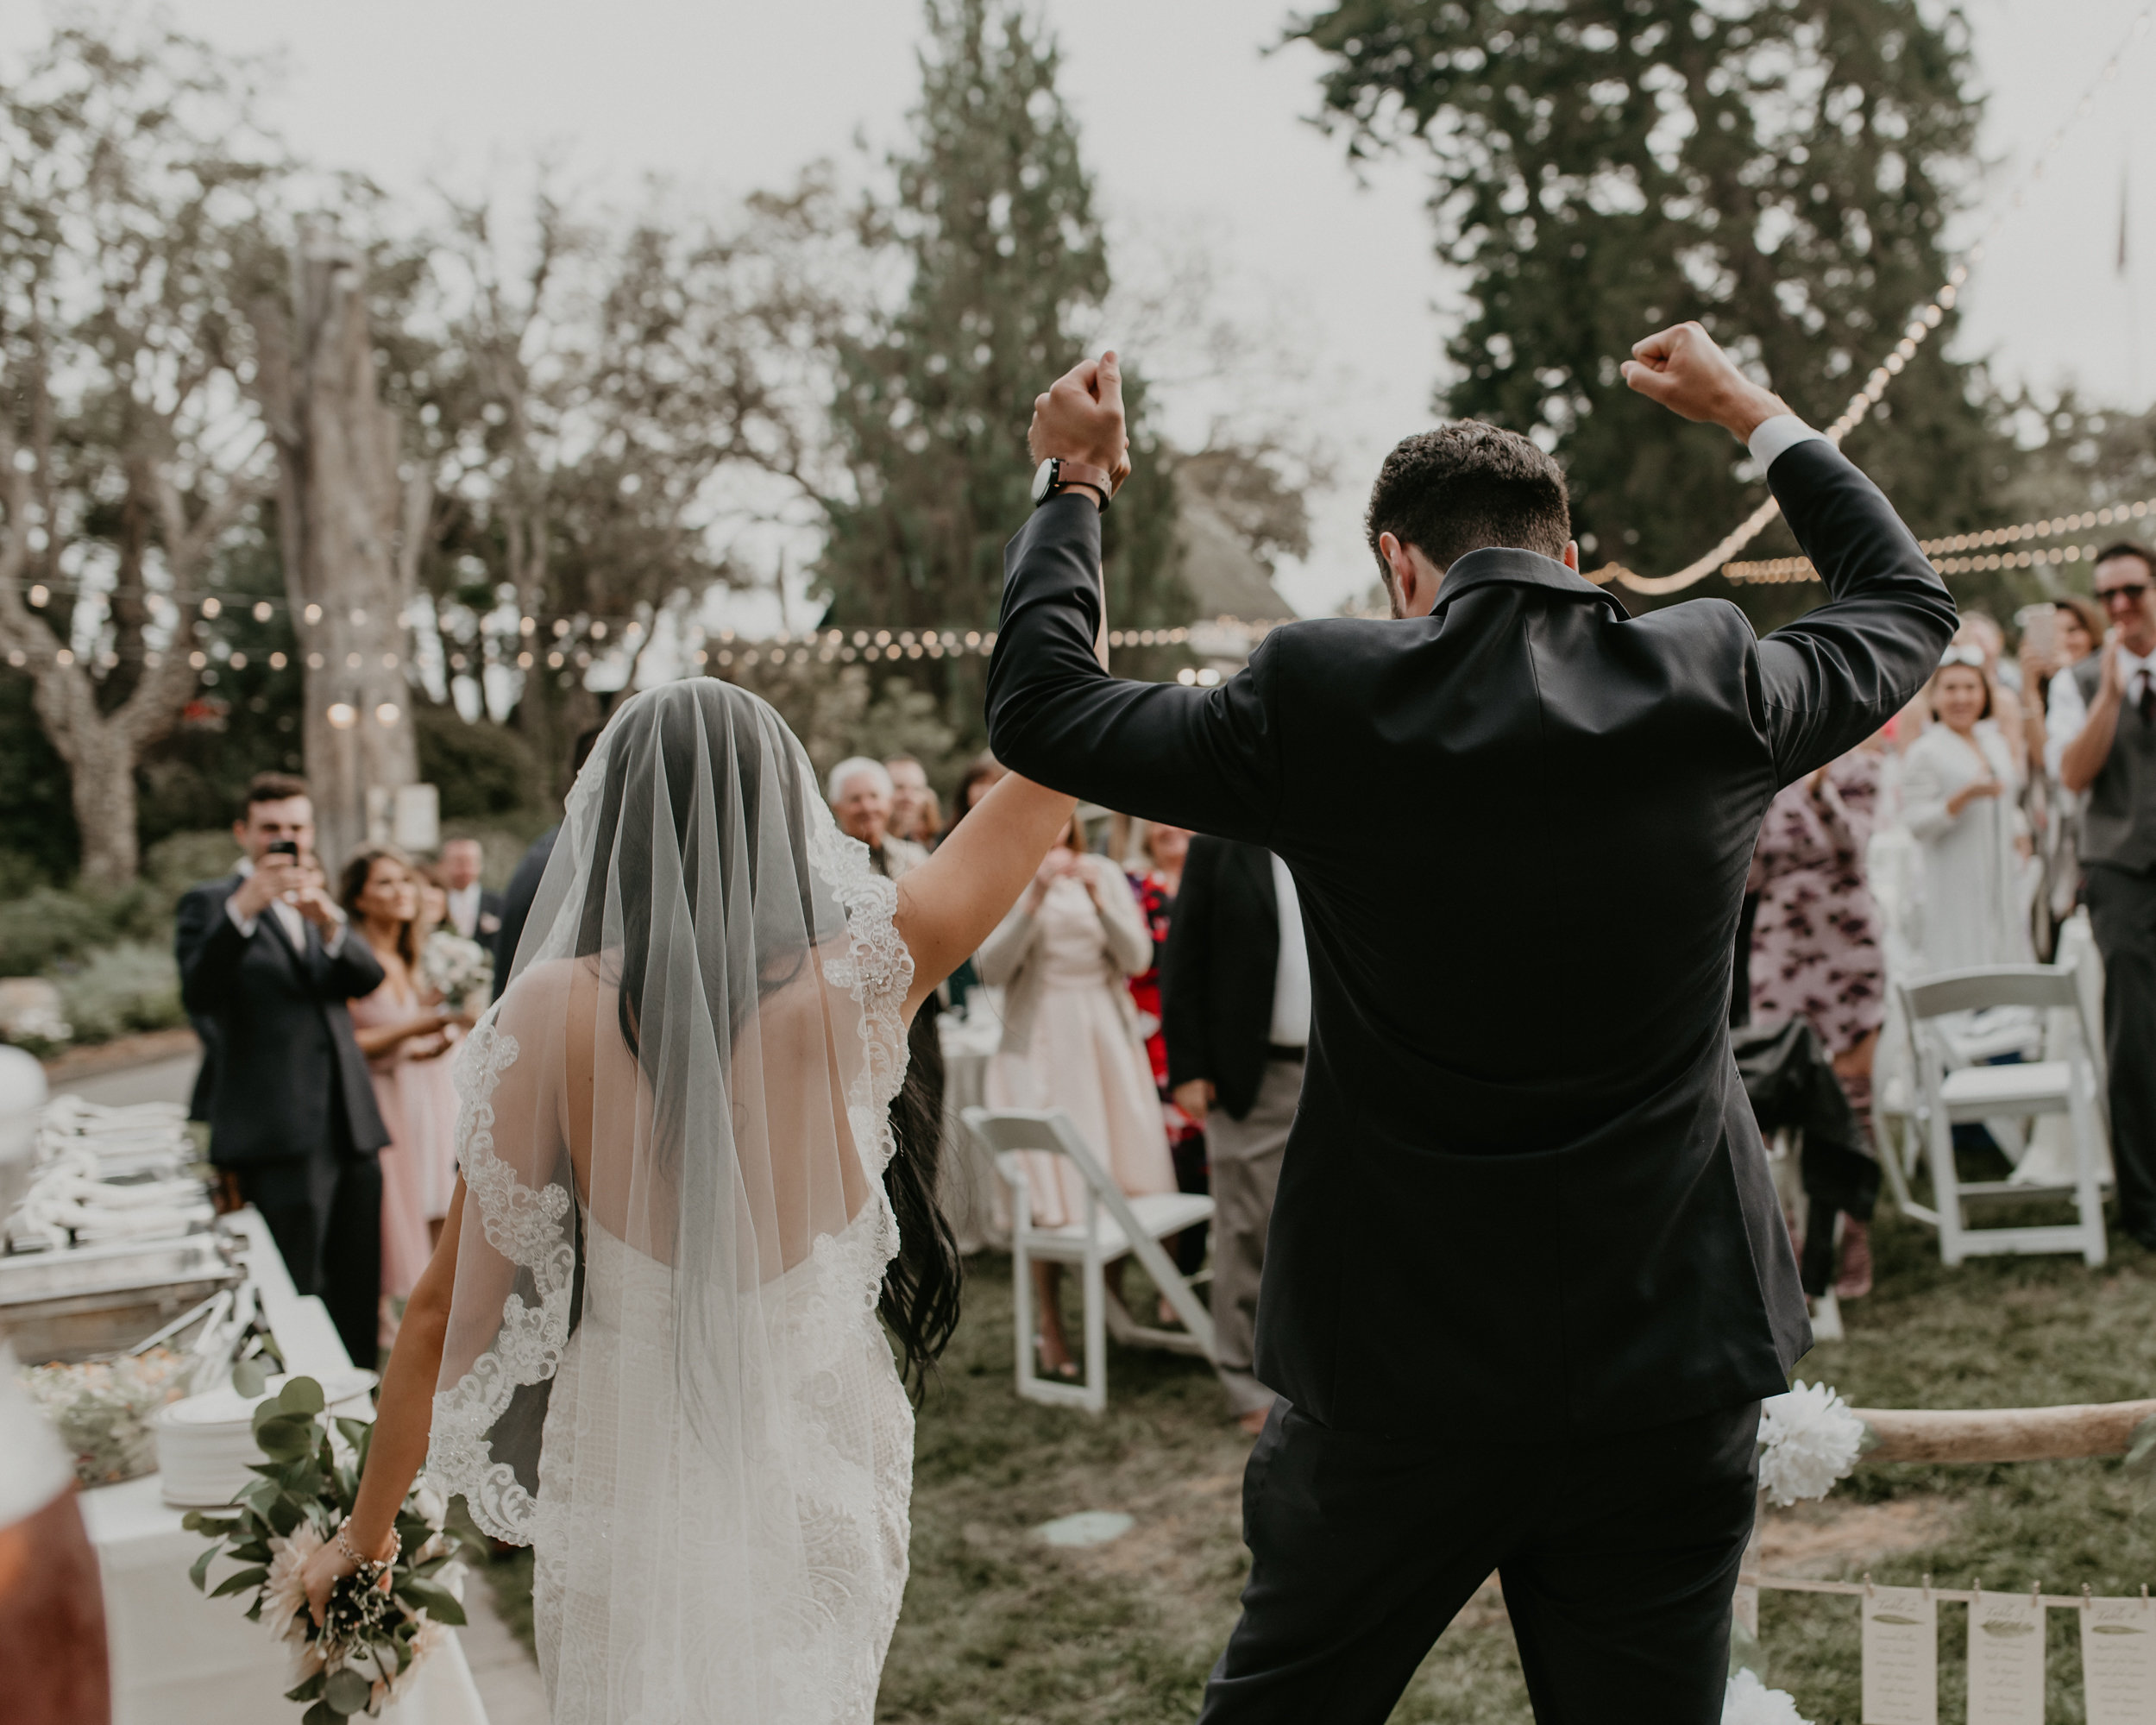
[79,1206,489,1725]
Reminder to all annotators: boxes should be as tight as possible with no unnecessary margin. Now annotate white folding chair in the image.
[963,1106,1216,1414]
[1895,965,2109,1266]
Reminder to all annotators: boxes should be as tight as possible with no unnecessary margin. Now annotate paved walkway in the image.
[59,1047,550,1723]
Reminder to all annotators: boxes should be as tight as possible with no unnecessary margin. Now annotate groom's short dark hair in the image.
[1366,424,1570,578]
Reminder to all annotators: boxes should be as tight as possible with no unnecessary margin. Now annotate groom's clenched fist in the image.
[1029,350,1132,501]
[1620,322,1789,444]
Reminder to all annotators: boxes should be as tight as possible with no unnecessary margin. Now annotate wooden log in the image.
[1851,1399,2156,1464]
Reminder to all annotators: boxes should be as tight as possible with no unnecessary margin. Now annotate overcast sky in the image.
[8,0,2153,618]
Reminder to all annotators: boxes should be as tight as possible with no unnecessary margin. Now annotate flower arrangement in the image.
[418,929,493,1017]
[1756,1379,1868,1508]
[186,1372,466,1721]
[21,1346,186,1486]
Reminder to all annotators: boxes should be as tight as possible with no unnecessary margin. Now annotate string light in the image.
[1597,3,2156,597]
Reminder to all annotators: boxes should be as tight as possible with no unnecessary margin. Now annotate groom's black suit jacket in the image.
[987,439,1955,1436]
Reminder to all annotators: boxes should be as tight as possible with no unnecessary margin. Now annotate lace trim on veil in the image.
[421,803,914,1546]
[423,1019,575,1543]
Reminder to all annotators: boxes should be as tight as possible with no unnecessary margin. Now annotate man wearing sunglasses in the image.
[2059,542,2156,1250]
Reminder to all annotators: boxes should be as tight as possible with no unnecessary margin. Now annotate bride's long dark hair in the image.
[572,680,962,1401]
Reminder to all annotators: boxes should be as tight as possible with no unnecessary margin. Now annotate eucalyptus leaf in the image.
[188,1545,217,1593]
[284,1671,326,1703]
[303,1698,338,1725]
[279,1376,326,1415]
[397,1577,466,1625]
[324,1665,372,1715]
[209,1564,268,1599]
[255,1416,316,1461]
[230,1357,268,1399]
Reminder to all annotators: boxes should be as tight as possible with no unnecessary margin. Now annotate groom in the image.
[986,324,1954,1723]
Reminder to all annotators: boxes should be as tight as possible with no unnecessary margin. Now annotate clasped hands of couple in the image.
[1033,318,1796,1134]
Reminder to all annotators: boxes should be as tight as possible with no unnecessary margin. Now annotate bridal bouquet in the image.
[186,1371,467,1721]
[418,929,493,1017]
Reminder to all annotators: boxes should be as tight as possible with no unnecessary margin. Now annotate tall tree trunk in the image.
[252,236,424,876]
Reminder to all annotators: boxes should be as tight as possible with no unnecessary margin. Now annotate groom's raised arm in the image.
[984,494,1280,842]
[984,351,1281,842]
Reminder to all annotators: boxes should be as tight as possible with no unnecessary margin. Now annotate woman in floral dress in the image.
[1748,746,1886,1297]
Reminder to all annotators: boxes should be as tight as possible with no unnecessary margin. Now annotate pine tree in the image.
[1293,0,2008,618]
[818,0,1185,739]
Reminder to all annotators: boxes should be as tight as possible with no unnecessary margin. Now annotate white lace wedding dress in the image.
[423,727,919,1725]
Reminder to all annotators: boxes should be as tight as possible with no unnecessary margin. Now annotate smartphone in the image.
[266,839,300,861]
[2015,603,2059,662]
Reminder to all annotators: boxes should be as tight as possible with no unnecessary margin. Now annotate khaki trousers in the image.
[1208,1056,1298,1415]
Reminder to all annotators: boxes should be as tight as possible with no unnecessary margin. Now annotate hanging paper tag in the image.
[2081,1596,2156,1725]
[1966,1591,2044,1725]
[1862,1584,1939,1725]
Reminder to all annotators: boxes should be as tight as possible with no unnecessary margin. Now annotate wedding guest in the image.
[1747,747,1887,1298]
[830,757,929,879]
[339,847,465,1333]
[942,752,1009,836]
[176,773,388,1368]
[885,753,933,847]
[1904,651,2033,973]
[493,725,604,984]
[979,812,1170,1377]
[438,837,501,943]
[1127,821,1207,1274]
[1162,835,1308,1432]
[1958,609,2028,777]
[2032,594,2106,782]
[2059,543,2156,1249]
[405,875,469,1242]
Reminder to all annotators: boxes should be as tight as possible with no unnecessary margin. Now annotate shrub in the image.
[417,704,544,819]
[52,942,186,1044]
[141,830,240,900]
[0,883,169,979]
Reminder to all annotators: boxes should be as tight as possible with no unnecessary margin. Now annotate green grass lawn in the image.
[465,1211,2156,1723]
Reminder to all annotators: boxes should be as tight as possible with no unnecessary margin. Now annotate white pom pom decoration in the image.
[1757,1379,1866,1508]
[1723,1669,1812,1724]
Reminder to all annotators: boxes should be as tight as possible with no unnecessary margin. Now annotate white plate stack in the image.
[153,1369,377,1508]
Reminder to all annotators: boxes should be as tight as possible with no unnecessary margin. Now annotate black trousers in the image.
[2085,864,2156,1243]
[238,1147,383,1370]
[1197,1398,1761,1725]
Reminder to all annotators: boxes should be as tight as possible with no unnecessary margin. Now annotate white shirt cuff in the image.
[1748,414,1826,472]
[321,923,346,958]
[225,897,258,939]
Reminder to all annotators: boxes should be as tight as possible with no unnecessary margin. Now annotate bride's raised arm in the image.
[894,771,1077,1023]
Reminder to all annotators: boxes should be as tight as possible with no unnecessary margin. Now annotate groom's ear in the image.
[1562,540,1580,572]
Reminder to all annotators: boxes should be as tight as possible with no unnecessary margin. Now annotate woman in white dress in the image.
[1903,648,2033,973]
[301,680,1077,1722]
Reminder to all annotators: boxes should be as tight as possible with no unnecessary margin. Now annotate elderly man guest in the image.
[175,773,390,1366]
[437,836,501,943]
[829,755,929,879]
[2059,542,2156,1250]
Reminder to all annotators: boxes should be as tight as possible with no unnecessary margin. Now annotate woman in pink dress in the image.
[979,815,1172,1376]
[336,848,468,1336]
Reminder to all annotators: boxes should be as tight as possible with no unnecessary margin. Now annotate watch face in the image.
[1031,456,1057,504]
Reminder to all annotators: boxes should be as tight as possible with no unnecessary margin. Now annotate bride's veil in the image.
[423,678,914,1710]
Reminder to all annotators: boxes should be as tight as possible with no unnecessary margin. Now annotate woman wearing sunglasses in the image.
[1902,645,2035,974]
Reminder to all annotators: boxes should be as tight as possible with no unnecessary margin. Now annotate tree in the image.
[1292,0,2004,608]
[818,0,1187,739]
[248,235,429,874]
[0,22,275,885]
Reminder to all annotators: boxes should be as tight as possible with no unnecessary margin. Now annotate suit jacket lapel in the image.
[255,895,311,979]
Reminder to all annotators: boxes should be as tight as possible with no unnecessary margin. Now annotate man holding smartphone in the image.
[175,772,390,1365]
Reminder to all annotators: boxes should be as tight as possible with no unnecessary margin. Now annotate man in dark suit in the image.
[986,324,1955,1723]
[175,772,390,1367]
[492,726,606,985]
[437,837,503,945]
[1161,835,1304,1433]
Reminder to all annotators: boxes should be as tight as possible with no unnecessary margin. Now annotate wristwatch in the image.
[1031,456,1114,511]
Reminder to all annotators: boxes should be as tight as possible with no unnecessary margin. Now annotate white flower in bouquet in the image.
[419,930,493,1013]
[263,1520,328,1654]
[1757,1379,1866,1507]
[1723,1669,1812,1724]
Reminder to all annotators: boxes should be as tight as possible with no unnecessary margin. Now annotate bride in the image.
[301,679,1076,1722]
